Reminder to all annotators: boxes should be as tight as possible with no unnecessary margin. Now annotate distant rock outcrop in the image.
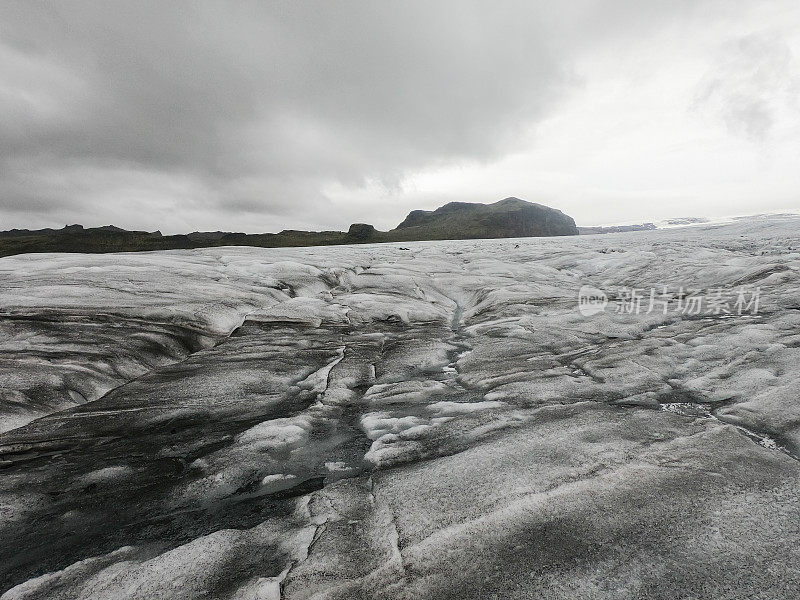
[347,223,379,241]
[391,197,578,239]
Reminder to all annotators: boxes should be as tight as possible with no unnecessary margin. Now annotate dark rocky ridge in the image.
[0,197,577,257]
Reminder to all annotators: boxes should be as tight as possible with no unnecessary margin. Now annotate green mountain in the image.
[390,197,578,240]
[0,198,577,257]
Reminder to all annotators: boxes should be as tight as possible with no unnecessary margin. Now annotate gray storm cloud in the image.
[0,0,797,232]
[0,1,577,231]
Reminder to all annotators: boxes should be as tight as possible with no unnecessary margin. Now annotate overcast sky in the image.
[1,1,799,233]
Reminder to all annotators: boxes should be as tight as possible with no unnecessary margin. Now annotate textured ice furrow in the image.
[660,401,799,461]
[0,304,269,433]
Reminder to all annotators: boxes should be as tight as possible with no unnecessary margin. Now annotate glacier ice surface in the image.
[2,216,800,598]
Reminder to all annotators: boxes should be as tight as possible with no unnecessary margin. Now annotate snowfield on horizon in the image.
[1,216,800,599]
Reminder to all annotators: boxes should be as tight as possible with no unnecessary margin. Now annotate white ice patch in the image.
[81,466,134,485]
[324,461,349,472]
[427,400,507,417]
[237,416,312,450]
[360,412,429,440]
[261,473,297,485]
